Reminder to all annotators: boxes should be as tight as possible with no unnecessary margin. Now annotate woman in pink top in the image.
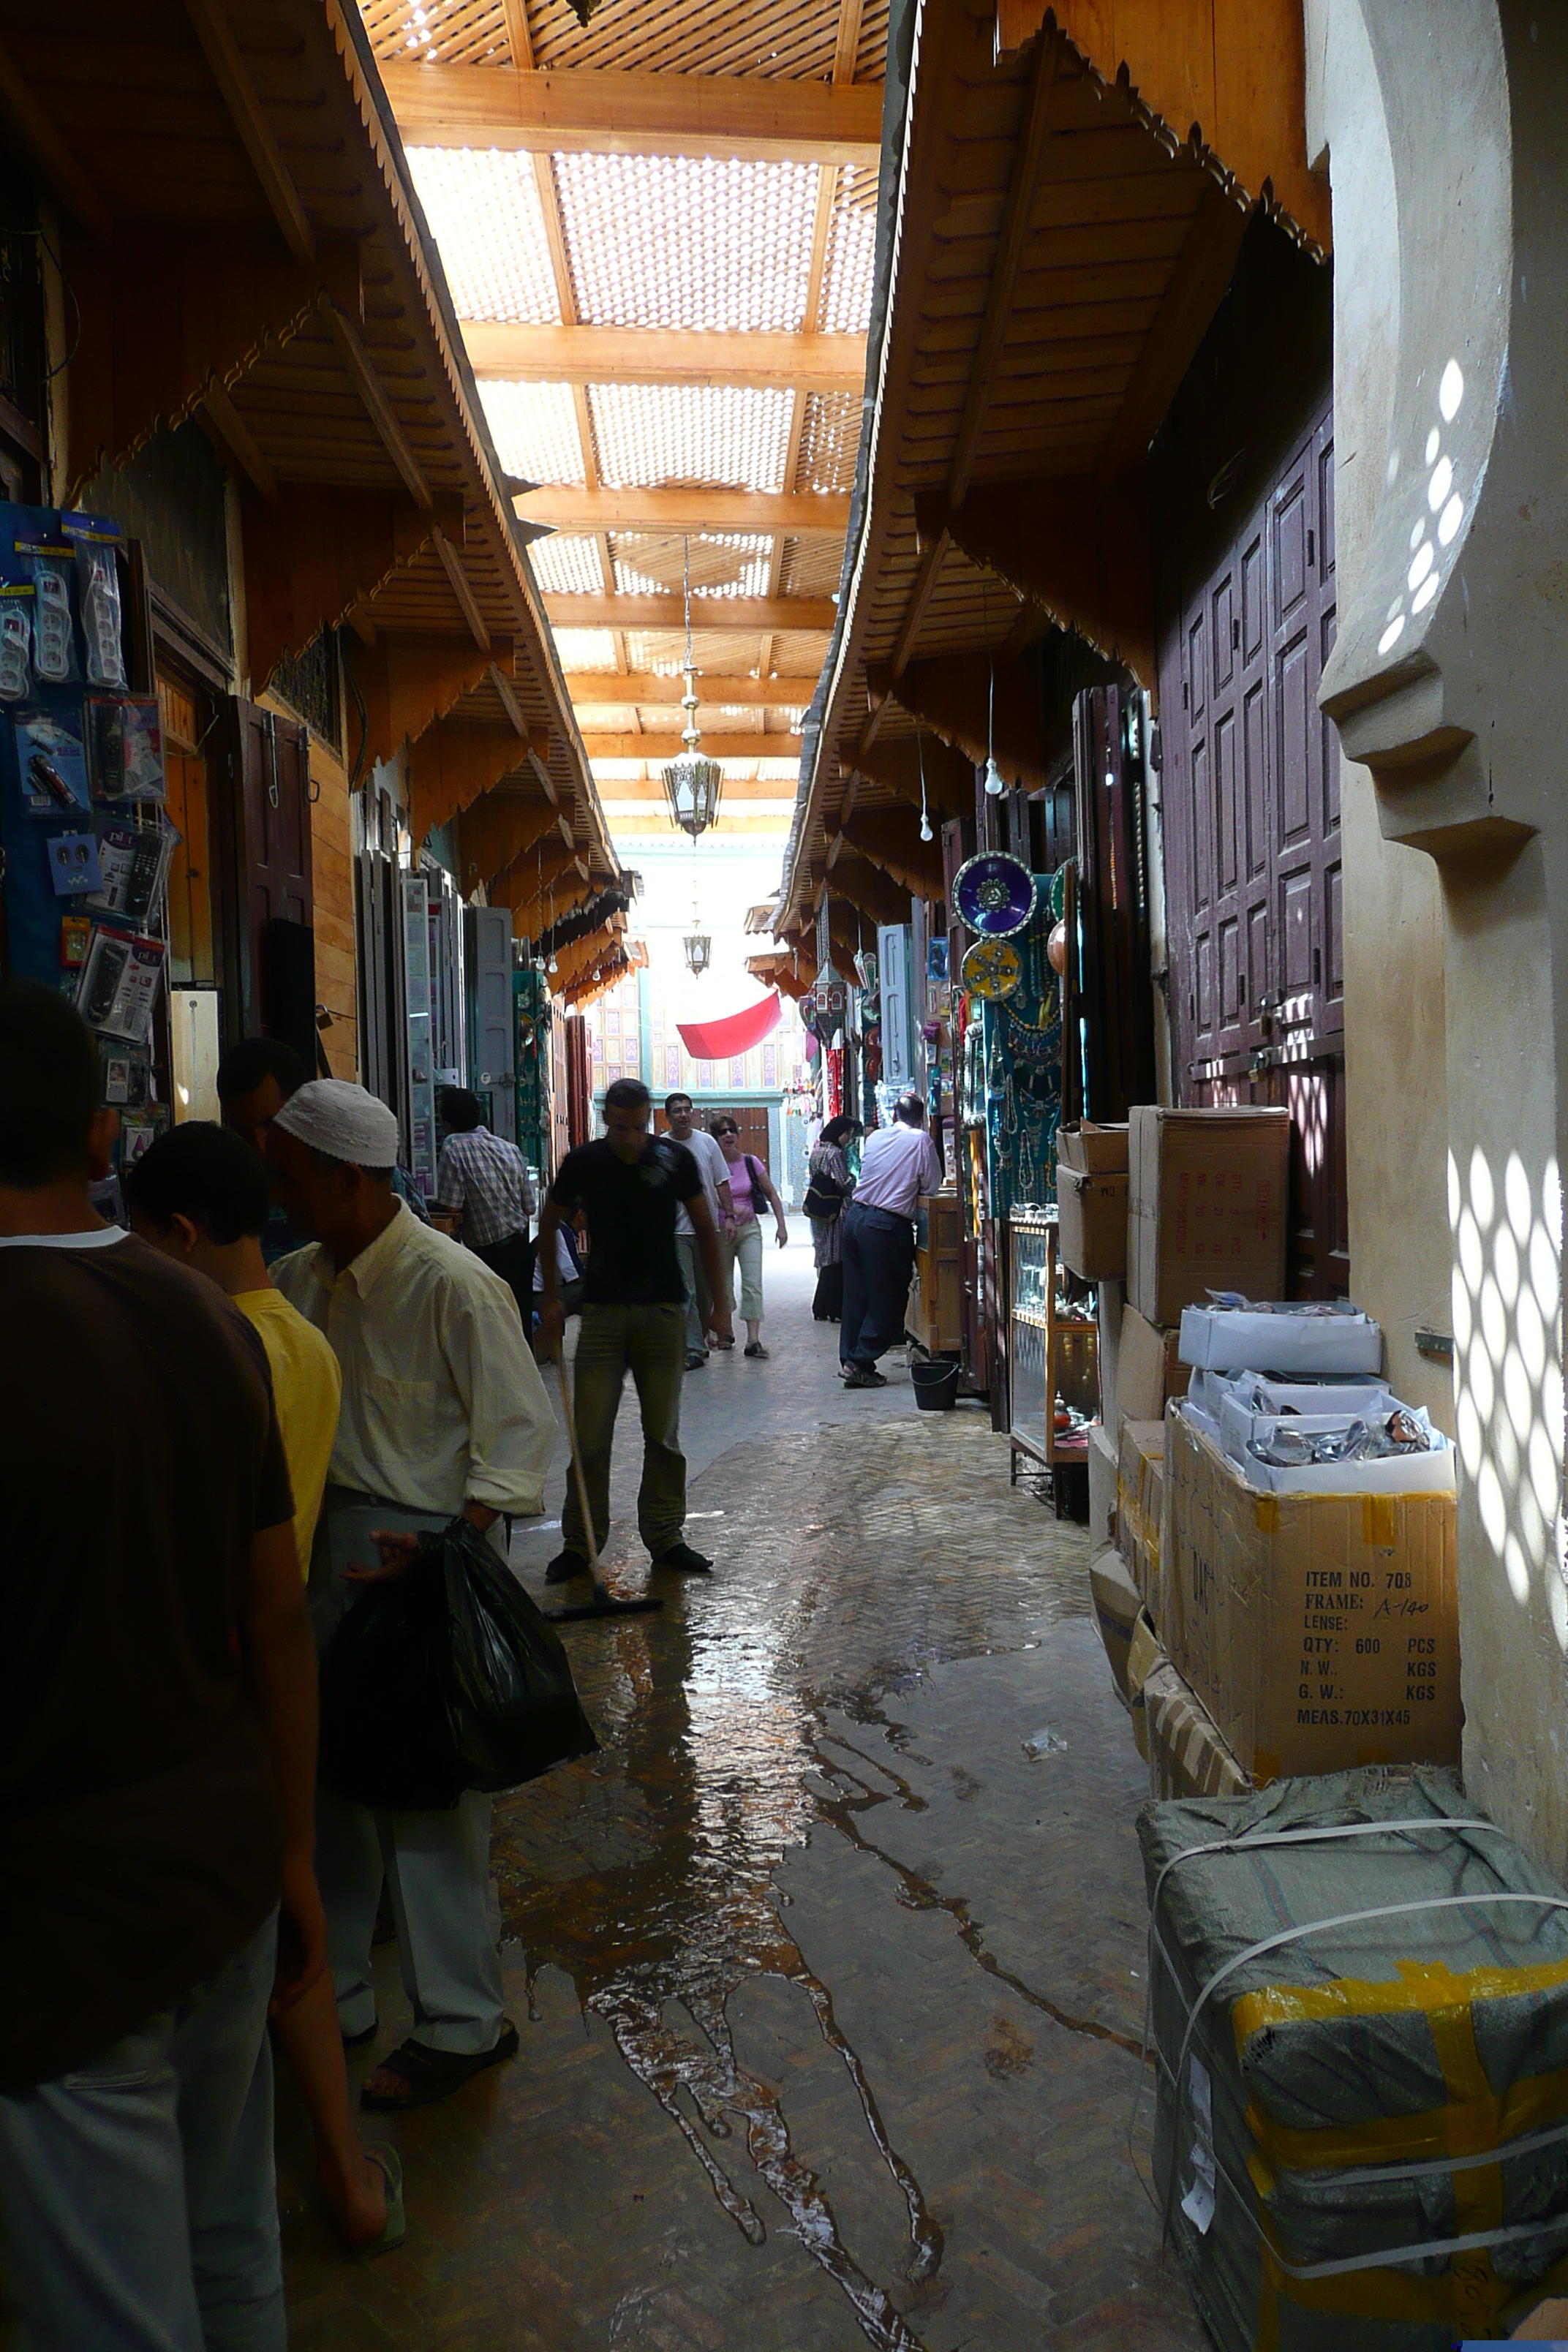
[710,1117,790,1359]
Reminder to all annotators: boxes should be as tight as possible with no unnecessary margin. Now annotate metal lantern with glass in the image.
[662,537,723,840]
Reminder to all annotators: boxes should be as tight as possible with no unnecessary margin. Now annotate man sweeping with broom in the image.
[538,1077,731,1586]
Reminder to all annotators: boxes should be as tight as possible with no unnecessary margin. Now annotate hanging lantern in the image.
[684,932,712,977]
[662,537,724,839]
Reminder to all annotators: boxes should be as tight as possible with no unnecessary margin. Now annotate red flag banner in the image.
[675,990,782,1063]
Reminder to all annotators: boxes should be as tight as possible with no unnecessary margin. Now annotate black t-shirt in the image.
[0,1230,294,2089]
[549,1136,703,1305]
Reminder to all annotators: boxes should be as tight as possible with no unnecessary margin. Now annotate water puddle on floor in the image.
[494,1423,1093,2348]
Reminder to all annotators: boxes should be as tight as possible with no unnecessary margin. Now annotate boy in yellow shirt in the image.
[125,1122,401,2255]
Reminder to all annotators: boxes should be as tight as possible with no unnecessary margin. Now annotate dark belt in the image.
[846,1201,911,1232]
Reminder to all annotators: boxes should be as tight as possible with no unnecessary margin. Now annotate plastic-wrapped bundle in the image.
[1138,1769,1568,2350]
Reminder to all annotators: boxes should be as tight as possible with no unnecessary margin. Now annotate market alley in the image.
[277,1230,1198,2352]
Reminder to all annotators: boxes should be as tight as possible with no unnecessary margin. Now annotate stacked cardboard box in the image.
[1116,1418,1166,1605]
[1160,1401,1460,1782]
[1128,1107,1290,1327]
[1057,1122,1129,1281]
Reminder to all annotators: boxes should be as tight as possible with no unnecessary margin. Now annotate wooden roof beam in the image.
[591,776,800,802]
[946,32,1058,509]
[544,595,837,631]
[583,733,801,761]
[241,482,464,700]
[0,43,110,237]
[993,0,1331,254]
[321,301,434,511]
[456,790,562,894]
[836,808,947,899]
[516,485,850,534]
[183,0,315,265]
[432,527,489,649]
[1094,181,1251,484]
[868,649,1049,787]
[915,473,1153,686]
[380,61,883,169]
[409,717,541,846]
[821,851,915,931]
[565,673,812,706]
[195,380,276,500]
[854,731,974,819]
[472,324,865,392]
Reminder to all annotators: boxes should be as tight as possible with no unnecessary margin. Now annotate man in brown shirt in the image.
[0,981,324,2351]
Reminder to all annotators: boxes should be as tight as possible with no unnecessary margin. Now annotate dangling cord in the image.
[983,573,1005,796]
[917,724,932,843]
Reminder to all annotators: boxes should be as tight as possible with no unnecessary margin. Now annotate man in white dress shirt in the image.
[664,1091,734,1371]
[839,1090,944,1390]
[269,1080,554,2115]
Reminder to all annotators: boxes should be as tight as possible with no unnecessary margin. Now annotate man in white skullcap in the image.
[269,1080,554,2114]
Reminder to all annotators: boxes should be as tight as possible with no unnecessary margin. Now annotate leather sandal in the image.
[361,2020,519,2112]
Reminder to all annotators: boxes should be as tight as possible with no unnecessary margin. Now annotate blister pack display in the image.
[75,924,165,1044]
[86,821,175,930]
[27,549,77,684]
[13,704,90,816]
[1139,1770,1568,2351]
[72,534,126,687]
[0,592,31,699]
[91,696,165,803]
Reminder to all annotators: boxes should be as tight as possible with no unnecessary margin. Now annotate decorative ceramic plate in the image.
[952,851,1036,937]
[961,938,1023,1000]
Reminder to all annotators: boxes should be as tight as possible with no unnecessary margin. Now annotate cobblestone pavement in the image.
[280,1237,1205,2350]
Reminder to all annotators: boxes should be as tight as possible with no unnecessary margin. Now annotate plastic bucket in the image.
[911,1357,960,1411]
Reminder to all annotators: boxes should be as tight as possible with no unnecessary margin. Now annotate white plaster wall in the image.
[1308,0,1455,1433]
[1313,0,1568,1872]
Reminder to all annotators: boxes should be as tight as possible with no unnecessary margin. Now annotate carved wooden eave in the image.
[9,1,618,892]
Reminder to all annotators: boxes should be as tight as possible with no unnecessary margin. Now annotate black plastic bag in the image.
[318,1518,598,1811]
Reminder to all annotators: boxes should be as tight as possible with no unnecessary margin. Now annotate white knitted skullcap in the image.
[271,1079,400,1169]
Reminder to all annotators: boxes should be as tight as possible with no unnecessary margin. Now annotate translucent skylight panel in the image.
[589,384,793,491]
[361,0,511,65]
[407,150,559,324]
[553,628,618,671]
[612,532,772,600]
[528,535,603,595]
[479,382,584,485]
[552,154,817,332]
[819,167,878,335]
[794,391,862,494]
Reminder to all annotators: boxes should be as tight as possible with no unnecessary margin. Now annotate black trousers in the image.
[474,1227,533,1323]
[840,1202,915,1370]
[813,1260,844,1320]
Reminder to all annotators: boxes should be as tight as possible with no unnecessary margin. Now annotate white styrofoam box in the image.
[1226,1372,1396,1418]
[1178,1304,1384,1376]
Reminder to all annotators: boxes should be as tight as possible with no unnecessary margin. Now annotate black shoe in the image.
[744,1341,769,1359]
[843,1366,887,1390]
[546,1548,590,1583]
[685,1350,706,1371]
[652,1542,713,1575]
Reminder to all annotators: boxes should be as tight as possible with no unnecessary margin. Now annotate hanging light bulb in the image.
[916,725,933,843]
[983,652,1006,796]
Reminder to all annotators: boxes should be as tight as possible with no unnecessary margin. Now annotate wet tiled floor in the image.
[279,1235,1204,2348]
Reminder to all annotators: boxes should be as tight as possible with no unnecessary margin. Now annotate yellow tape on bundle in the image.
[1230,1953,1568,2348]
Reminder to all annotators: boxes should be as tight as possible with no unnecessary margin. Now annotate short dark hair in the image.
[124,1121,271,1245]
[0,980,99,1187]
[606,1077,652,1112]
[216,1036,308,1107]
[664,1090,691,1112]
[439,1087,486,1134]
[893,1090,926,1128]
[710,1115,738,1137]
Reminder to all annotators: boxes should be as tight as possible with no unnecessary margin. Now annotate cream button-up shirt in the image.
[273,1203,553,1520]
